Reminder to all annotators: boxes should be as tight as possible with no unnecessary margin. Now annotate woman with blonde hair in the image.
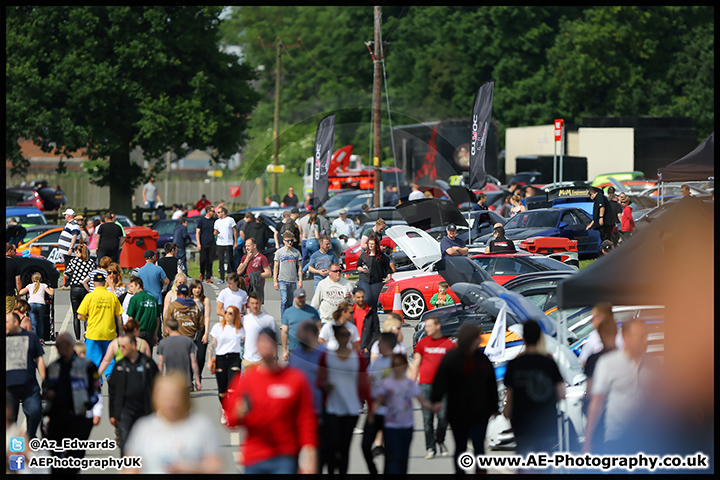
[96,320,152,379]
[370,313,406,364]
[106,263,127,300]
[207,305,244,425]
[123,372,222,474]
[19,272,54,342]
[66,244,95,339]
[509,195,526,217]
[163,272,188,319]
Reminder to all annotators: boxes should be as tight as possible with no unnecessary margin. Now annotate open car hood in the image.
[386,225,441,270]
[395,198,469,231]
[436,255,494,286]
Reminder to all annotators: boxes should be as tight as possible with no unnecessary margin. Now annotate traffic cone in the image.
[392,283,406,324]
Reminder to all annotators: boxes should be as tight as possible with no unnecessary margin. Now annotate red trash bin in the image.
[120,226,159,270]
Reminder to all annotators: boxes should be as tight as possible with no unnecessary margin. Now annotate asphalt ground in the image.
[15,268,517,475]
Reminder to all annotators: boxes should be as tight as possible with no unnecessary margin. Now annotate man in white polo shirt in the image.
[213,207,237,284]
[582,318,659,454]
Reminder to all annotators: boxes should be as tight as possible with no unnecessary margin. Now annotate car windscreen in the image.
[323,191,359,210]
[10,214,48,226]
[154,221,176,235]
[523,256,576,271]
[505,210,559,229]
[345,195,372,210]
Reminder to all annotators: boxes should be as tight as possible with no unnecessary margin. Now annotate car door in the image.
[572,209,601,254]
[35,230,64,266]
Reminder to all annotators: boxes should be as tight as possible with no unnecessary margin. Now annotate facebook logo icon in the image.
[10,455,25,470]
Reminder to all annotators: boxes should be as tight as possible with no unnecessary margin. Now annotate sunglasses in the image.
[330,269,342,273]
[284,239,293,243]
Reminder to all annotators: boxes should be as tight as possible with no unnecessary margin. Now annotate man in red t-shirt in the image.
[195,194,211,211]
[223,328,317,474]
[410,316,455,459]
[351,288,379,358]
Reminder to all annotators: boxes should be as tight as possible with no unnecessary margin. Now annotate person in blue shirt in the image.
[280,288,321,362]
[137,250,169,308]
[306,236,338,289]
[439,224,468,259]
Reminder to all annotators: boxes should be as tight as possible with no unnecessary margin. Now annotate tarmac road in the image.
[17,271,514,474]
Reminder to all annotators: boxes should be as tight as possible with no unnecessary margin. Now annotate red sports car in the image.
[377,226,576,319]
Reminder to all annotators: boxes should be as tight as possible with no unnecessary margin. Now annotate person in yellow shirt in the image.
[77,272,123,379]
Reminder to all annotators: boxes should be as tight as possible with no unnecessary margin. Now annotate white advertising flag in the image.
[484,302,507,362]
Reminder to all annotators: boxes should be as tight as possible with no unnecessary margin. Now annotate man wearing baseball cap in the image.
[440,224,468,259]
[281,288,321,362]
[76,272,123,377]
[58,208,80,283]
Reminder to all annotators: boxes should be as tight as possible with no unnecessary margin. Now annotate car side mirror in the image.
[558,221,569,228]
[477,221,490,230]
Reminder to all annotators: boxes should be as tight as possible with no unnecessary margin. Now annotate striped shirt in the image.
[86,268,107,293]
[58,220,81,256]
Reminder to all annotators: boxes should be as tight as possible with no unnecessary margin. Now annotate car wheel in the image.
[401,289,426,320]
[21,267,47,289]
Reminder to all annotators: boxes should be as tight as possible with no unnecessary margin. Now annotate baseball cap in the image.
[446,223,457,231]
[144,249,156,259]
[177,284,189,295]
[339,208,347,214]
[62,208,75,216]
[93,272,106,282]
[291,207,299,214]
[294,288,306,298]
[601,240,613,252]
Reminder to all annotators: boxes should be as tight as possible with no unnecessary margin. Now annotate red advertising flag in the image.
[230,186,241,198]
[554,119,564,142]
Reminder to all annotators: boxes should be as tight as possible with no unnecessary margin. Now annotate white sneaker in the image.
[425,449,435,459]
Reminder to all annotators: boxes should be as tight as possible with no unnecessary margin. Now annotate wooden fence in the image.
[8,172,263,224]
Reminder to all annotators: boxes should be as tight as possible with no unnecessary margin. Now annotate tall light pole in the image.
[372,7,382,208]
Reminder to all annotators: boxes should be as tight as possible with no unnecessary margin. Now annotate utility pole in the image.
[258,36,301,197]
[372,7,382,208]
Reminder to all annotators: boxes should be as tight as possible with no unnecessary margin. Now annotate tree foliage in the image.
[221,6,713,178]
[6,6,259,214]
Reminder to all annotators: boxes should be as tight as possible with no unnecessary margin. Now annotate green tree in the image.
[6,6,259,215]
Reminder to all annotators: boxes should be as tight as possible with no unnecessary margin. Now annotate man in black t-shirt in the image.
[485,225,516,254]
[282,186,299,207]
[6,243,22,313]
[504,320,564,462]
[244,215,273,253]
[96,213,125,263]
[195,206,217,283]
[587,187,614,243]
[158,242,180,295]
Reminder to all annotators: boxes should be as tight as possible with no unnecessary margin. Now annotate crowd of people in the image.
[5,183,672,475]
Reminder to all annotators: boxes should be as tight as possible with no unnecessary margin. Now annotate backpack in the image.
[279,219,300,242]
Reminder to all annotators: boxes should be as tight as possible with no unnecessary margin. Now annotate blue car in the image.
[6,206,49,227]
[478,207,602,258]
[151,217,200,250]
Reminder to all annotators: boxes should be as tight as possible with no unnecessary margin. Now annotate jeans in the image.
[70,285,88,341]
[384,427,413,475]
[361,413,385,475]
[176,248,188,275]
[420,383,448,452]
[194,335,208,379]
[117,409,147,456]
[324,413,358,476]
[356,281,383,311]
[29,302,45,341]
[277,280,296,319]
[7,382,43,439]
[199,244,215,278]
[301,240,308,267]
[451,419,488,474]
[216,245,233,281]
[245,455,298,474]
[306,239,319,259]
[145,201,156,209]
[215,353,241,396]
